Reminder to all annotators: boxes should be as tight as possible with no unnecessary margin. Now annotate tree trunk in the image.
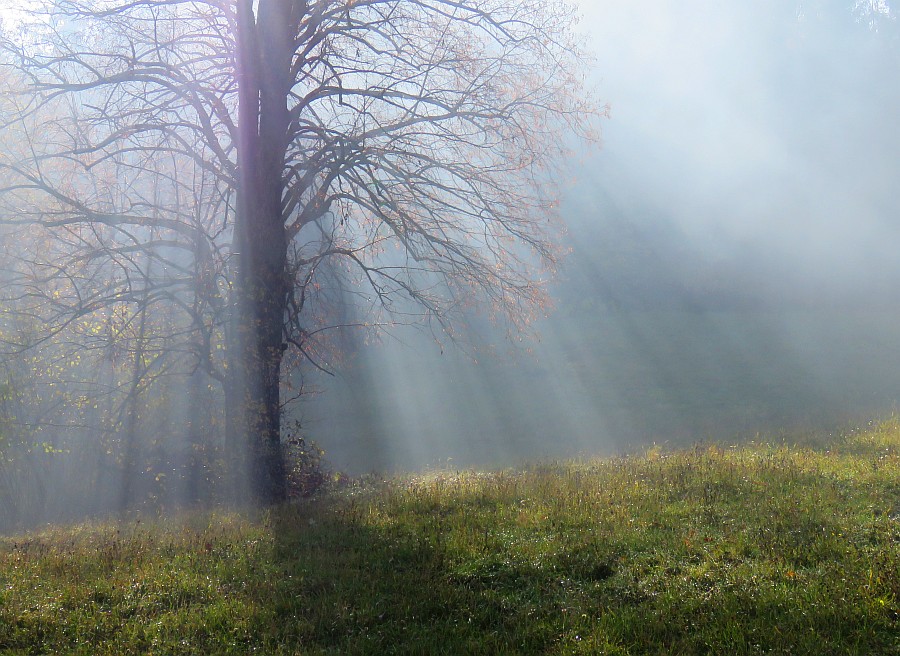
[229,221,289,505]
[227,0,294,505]
[225,206,289,505]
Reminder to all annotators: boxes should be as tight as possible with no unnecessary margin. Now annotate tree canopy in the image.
[0,0,602,508]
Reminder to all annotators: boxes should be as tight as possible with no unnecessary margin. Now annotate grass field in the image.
[0,422,898,654]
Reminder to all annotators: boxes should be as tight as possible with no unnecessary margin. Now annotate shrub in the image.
[282,422,333,498]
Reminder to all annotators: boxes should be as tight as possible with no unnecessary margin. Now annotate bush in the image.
[282,423,333,498]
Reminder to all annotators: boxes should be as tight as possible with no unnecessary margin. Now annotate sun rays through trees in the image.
[0,0,602,512]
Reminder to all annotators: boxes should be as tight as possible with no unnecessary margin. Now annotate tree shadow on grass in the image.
[260,487,900,656]
[261,483,643,656]
[264,497,565,655]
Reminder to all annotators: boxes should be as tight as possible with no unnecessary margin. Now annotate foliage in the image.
[0,423,897,654]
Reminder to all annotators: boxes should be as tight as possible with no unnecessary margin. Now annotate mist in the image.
[1,0,899,529]
[301,0,900,473]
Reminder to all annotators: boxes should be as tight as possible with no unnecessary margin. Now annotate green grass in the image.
[1,423,899,654]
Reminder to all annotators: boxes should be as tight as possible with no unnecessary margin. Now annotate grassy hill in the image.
[1,423,898,654]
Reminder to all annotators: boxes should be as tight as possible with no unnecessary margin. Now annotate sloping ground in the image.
[0,422,898,654]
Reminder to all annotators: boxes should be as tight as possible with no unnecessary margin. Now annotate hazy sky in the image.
[566,0,900,302]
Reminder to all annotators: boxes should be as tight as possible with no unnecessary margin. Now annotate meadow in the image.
[0,422,898,654]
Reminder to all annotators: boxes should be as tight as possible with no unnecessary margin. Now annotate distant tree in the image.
[0,0,601,504]
[795,0,899,43]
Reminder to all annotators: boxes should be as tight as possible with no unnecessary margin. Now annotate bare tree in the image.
[1,0,602,504]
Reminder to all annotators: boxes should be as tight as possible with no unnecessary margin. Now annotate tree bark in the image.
[228,0,295,504]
